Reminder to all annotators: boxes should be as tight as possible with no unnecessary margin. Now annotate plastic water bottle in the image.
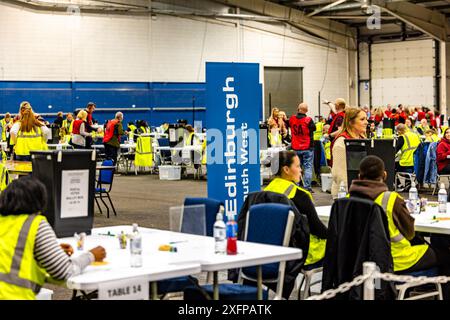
[226,215,238,255]
[337,181,347,199]
[409,182,419,214]
[438,183,447,214]
[377,122,383,138]
[130,223,142,267]
[213,211,226,254]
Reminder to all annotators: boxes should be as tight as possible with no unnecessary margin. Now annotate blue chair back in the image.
[184,198,223,237]
[158,138,170,147]
[98,159,114,185]
[158,138,172,159]
[242,203,292,280]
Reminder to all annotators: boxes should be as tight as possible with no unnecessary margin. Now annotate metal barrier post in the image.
[363,262,376,300]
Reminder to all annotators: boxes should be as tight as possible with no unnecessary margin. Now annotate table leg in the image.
[257,265,262,300]
[213,271,219,300]
[150,282,158,300]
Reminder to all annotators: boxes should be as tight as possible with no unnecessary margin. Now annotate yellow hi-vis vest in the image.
[128,124,137,141]
[374,192,428,271]
[324,141,331,160]
[15,126,48,156]
[0,163,9,191]
[264,177,326,266]
[0,214,48,300]
[134,135,153,167]
[400,131,420,167]
[140,127,151,134]
[382,128,394,138]
[1,118,11,141]
[268,132,282,147]
[61,119,73,134]
[314,122,324,141]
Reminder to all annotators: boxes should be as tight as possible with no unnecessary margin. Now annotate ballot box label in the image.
[61,169,89,218]
[98,279,149,300]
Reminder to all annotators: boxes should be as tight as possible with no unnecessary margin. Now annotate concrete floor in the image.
[44,173,427,300]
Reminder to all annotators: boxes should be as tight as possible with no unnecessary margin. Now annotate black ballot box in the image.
[31,150,96,237]
[345,139,396,191]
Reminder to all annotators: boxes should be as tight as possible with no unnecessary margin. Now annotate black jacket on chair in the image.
[322,197,397,300]
[228,191,310,299]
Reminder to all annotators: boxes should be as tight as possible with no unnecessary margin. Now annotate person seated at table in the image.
[436,128,450,175]
[0,176,106,300]
[349,155,450,298]
[70,110,92,149]
[395,123,420,174]
[424,128,440,143]
[10,102,50,162]
[265,151,327,270]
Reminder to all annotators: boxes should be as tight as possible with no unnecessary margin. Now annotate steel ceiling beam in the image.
[212,0,357,49]
[371,0,449,41]
[307,0,348,17]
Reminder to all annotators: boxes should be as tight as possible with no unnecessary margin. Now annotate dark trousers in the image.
[395,162,414,173]
[104,143,119,164]
[14,155,31,161]
[439,164,450,175]
[397,236,450,299]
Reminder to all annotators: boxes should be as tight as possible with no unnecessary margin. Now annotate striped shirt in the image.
[34,220,94,281]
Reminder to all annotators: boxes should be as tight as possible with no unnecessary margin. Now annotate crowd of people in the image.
[265,99,448,196]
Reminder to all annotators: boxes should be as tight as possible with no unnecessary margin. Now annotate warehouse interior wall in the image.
[0,0,349,124]
[358,39,436,109]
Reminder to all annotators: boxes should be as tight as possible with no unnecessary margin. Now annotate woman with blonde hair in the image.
[330,107,368,198]
[70,110,92,149]
[10,102,49,161]
[268,107,287,138]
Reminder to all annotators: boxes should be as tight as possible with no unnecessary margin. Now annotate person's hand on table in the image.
[60,243,74,257]
[90,246,106,262]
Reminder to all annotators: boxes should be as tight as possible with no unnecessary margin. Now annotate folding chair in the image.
[94,159,117,218]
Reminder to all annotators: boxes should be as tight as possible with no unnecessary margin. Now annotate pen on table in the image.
[98,232,116,237]
[169,241,187,244]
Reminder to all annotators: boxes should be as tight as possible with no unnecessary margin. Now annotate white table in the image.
[58,230,201,299]
[47,143,72,150]
[155,145,202,152]
[61,225,302,300]
[316,202,450,235]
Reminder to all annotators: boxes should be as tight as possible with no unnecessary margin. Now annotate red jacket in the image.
[289,114,315,150]
[328,111,345,135]
[72,119,83,134]
[437,138,450,173]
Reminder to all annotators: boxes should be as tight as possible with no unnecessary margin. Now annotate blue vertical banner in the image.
[206,62,261,219]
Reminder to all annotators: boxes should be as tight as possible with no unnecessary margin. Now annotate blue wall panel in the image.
[0,81,207,127]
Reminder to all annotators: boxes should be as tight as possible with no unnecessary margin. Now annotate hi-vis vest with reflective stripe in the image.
[324,141,331,160]
[135,135,153,167]
[314,122,324,141]
[62,119,73,134]
[400,131,421,167]
[0,214,48,300]
[1,118,11,141]
[15,126,48,156]
[374,191,428,272]
[264,177,326,265]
